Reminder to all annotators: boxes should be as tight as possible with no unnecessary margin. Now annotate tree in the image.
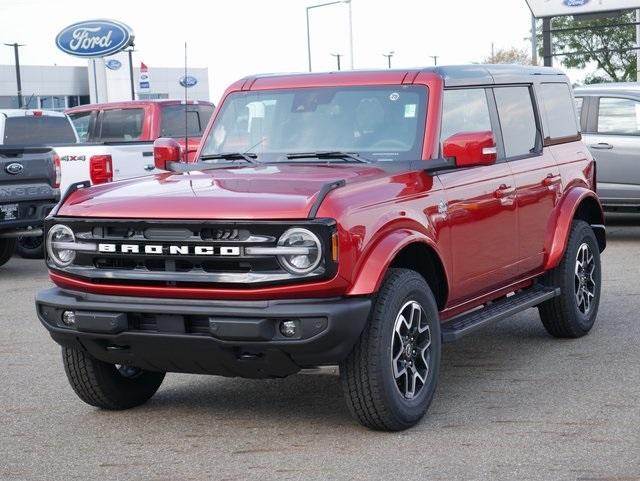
[544,10,637,83]
[482,47,532,65]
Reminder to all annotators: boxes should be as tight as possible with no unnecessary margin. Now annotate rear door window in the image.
[2,116,77,145]
[538,83,580,140]
[597,97,640,134]
[441,89,492,144]
[97,108,144,141]
[68,111,93,142]
[493,86,539,158]
[160,105,215,138]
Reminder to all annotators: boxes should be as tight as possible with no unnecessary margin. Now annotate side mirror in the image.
[153,137,182,170]
[442,131,497,168]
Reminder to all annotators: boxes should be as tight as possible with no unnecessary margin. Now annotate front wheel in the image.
[538,220,602,338]
[62,346,165,410]
[340,268,441,431]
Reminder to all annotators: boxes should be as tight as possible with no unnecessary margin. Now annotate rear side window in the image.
[441,89,492,143]
[68,111,93,142]
[575,97,584,118]
[494,86,539,158]
[539,83,580,140]
[97,108,144,141]
[2,116,76,145]
[597,97,640,134]
[160,105,214,138]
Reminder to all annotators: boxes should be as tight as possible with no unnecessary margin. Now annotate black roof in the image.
[424,64,568,87]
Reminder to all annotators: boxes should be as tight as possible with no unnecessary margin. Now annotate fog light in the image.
[280,320,298,338]
[62,311,76,327]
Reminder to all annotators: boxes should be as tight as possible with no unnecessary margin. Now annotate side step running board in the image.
[441,285,560,343]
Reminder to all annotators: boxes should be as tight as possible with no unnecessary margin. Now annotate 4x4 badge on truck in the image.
[5,163,24,175]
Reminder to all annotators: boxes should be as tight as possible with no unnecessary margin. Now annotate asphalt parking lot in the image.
[1,216,639,481]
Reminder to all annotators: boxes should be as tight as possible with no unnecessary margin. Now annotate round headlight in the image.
[277,228,322,275]
[46,224,76,267]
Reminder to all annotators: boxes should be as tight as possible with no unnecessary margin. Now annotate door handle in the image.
[542,173,562,186]
[144,164,155,171]
[494,184,516,198]
[590,143,613,150]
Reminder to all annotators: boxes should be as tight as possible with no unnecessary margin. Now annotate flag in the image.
[139,62,150,90]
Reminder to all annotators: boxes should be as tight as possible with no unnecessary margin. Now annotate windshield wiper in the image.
[286,151,371,163]
[199,152,259,165]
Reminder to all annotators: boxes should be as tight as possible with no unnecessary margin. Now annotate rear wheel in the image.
[16,235,44,259]
[62,346,165,410]
[538,220,601,338]
[0,238,17,267]
[340,268,441,431]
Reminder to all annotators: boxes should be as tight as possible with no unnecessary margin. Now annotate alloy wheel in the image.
[574,242,596,315]
[391,300,432,400]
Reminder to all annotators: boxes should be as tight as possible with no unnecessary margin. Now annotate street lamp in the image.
[382,51,394,69]
[428,55,439,66]
[126,46,136,101]
[331,53,343,70]
[4,43,25,108]
[306,0,354,72]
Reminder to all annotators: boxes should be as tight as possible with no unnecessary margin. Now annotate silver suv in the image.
[575,84,640,211]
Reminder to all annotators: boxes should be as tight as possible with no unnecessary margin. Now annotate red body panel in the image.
[51,70,602,320]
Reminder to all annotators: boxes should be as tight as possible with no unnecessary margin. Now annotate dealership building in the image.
[0,49,210,111]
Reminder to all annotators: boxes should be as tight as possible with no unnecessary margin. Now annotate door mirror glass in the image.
[153,137,182,170]
[442,131,497,168]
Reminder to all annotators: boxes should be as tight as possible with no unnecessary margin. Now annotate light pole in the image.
[126,46,136,101]
[306,0,353,72]
[428,55,439,66]
[382,51,394,69]
[331,53,343,70]
[4,43,25,108]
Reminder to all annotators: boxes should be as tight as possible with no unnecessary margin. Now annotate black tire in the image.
[340,268,441,431]
[538,220,602,338]
[0,238,17,267]
[62,346,165,410]
[16,235,44,259]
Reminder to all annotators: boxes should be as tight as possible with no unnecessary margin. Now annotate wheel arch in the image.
[545,188,605,271]
[347,231,449,311]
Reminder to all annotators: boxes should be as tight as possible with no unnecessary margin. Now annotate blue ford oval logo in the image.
[179,75,198,88]
[55,19,134,58]
[5,163,24,175]
[105,59,122,70]
[563,0,590,6]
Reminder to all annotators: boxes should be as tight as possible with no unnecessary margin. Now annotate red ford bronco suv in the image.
[36,65,605,431]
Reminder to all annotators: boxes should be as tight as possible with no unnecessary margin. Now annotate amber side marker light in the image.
[331,232,339,263]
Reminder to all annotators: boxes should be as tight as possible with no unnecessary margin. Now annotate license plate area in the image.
[0,203,19,221]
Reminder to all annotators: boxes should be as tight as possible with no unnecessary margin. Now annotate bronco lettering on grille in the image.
[97,243,241,256]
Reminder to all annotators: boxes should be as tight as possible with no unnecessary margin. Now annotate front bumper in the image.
[36,287,371,378]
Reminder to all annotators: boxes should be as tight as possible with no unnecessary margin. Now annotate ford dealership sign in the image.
[55,19,134,58]
[179,75,198,88]
[526,0,640,17]
[105,59,122,70]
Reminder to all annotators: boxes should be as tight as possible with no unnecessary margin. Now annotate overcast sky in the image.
[1,0,548,101]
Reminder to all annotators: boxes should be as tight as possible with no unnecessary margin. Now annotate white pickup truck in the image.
[57,100,214,192]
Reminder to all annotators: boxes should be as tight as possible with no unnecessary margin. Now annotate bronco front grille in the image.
[45,218,337,288]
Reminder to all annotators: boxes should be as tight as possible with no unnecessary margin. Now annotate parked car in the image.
[0,109,74,259]
[55,100,215,192]
[575,83,640,211]
[36,65,605,430]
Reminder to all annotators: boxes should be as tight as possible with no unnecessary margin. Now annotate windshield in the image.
[3,116,77,145]
[200,85,427,162]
